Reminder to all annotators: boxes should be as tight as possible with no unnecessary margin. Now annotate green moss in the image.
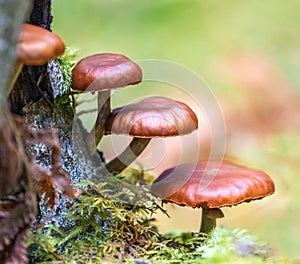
[53,47,79,108]
[27,170,288,263]
[53,93,74,110]
[57,47,78,94]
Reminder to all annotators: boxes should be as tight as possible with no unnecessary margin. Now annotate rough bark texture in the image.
[23,99,103,228]
[28,0,52,30]
[9,65,54,115]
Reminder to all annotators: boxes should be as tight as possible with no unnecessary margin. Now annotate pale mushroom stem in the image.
[98,137,151,176]
[87,90,111,154]
[200,208,224,234]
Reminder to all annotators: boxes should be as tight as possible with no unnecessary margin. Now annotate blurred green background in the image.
[52,0,300,260]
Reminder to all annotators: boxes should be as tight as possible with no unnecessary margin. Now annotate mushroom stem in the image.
[98,137,151,177]
[200,208,224,234]
[8,62,23,95]
[87,90,111,154]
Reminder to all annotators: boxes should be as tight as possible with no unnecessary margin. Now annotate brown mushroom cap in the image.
[71,53,142,92]
[151,160,275,208]
[17,24,65,65]
[105,96,198,137]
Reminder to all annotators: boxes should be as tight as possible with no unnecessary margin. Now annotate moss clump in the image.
[57,47,78,94]
[27,169,288,263]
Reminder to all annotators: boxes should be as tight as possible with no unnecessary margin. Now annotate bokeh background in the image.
[52,0,300,260]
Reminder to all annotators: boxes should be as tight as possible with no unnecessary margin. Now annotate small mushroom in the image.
[71,53,142,153]
[98,96,198,176]
[10,23,65,92]
[17,24,65,65]
[151,160,275,234]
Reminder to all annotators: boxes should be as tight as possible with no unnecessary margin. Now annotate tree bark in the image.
[28,0,52,30]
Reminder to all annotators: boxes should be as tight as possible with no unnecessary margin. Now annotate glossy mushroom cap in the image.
[105,96,198,137]
[71,53,142,92]
[17,24,65,65]
[151,160,275,208]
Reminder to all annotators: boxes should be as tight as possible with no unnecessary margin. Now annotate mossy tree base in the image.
[27,177,277,263]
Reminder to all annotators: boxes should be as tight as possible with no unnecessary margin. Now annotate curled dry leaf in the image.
[30,159,81,210]
[30,162,59,208]
[17,119,82,210]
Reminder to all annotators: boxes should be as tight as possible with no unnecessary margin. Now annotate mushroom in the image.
[17,24,65,65]
[10,23,65,92]
[150,160,275,234]
[71,53,142,153]
[98,96,198,176]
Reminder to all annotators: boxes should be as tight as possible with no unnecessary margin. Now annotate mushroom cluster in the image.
[71,53,199,177]
[12,23,276,237]
[69,53,275,236]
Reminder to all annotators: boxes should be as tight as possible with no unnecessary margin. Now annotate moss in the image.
[27,169,288,264]
[57,47,78,94]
